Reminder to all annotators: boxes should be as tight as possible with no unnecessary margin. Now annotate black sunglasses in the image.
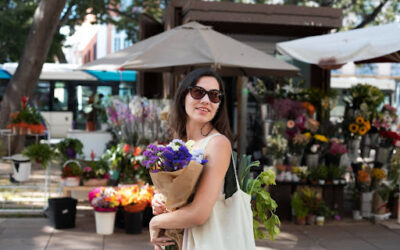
[188,86,223,103]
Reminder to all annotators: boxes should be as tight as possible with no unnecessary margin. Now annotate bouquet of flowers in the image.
[88,187,120,212]
[266,134,288,159]
[142,139,208,250]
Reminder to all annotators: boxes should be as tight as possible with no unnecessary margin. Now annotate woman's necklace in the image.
[200,123,213,137]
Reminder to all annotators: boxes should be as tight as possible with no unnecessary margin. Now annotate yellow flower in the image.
[314,134,328,143]
[349,123,359,134]
[358,126,369,136]
[356,116,365,124]
[371,168,386,180]
[303,132,311,139]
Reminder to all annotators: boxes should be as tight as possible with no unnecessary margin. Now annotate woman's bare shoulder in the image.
[207,133,231,154]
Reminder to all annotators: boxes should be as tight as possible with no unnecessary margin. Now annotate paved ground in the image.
[1,210,400,250]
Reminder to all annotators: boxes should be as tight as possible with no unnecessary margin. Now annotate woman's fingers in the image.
[152,237,176,246]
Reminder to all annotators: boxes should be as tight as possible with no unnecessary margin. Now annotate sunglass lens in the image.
[191,87,205,99]
[209,90,221,103]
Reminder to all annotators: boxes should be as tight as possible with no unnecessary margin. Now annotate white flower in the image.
[186,140,195,151]
[310,144,320,153]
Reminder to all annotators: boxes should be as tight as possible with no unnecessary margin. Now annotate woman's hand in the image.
[150,217,176,249]
[152,193,167,215]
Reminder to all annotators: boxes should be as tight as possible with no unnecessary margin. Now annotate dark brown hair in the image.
[170,68,233,143]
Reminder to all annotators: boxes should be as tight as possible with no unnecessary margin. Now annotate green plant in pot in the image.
[316,165,328,185]
[291,192,309,225]
[56,138,84,161]
[22,143,57,168]
[316,200,332,226]
[308,166,319,184]
[300,187,320,225]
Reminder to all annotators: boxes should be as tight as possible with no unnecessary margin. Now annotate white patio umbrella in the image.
[80,22,299,77]
[276,22,400,69]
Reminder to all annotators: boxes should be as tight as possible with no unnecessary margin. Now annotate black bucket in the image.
[47,197,78,229]
[124,211,143,234]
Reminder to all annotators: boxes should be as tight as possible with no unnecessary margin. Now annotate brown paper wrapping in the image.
[150,160,204,250]
[373,192,387,215]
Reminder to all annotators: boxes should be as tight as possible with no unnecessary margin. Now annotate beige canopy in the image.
[80,22,299,77]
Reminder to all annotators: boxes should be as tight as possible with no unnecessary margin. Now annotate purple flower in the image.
[66,147,76,159]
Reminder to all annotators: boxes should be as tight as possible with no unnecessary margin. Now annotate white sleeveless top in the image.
[182,133,222,249]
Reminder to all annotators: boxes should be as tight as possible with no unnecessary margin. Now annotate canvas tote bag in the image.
[183,134,256,250]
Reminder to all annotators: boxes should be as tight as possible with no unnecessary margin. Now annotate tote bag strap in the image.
[231,153,240,189]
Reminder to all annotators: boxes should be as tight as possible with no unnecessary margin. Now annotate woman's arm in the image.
[150,135,232,230]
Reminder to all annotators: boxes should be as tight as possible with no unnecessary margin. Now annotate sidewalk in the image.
[1,210,400,250]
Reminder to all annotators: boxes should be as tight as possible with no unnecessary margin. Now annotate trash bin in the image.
[47,197,78,229]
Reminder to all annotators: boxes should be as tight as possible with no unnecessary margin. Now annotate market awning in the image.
[0,68,11,79]
[276,22,400,68]
[84,70,136,82]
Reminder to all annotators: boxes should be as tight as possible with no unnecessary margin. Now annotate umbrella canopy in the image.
[276,22,400,68]
[80,22,299,77]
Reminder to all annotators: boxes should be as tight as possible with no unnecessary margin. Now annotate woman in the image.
[149,68,234,249]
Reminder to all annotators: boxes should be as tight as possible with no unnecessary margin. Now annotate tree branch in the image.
[354,0,389,29]
[105,7,136,21]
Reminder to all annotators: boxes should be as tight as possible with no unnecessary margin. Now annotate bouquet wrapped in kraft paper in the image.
[143,139,207,250]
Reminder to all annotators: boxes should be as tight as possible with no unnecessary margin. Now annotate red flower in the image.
[123,144,131,153]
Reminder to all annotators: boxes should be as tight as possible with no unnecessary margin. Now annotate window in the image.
[114,37,121,52]
[53,82,69,111]
[124,39,132,49]
[391,64,400,76]
[93,43,97,60]
[355,64,378,75]
[31,81,50,111]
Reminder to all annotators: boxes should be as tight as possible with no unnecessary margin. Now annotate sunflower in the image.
[356,116,365,124]
[358,126,368,136]
[349,123,359,134]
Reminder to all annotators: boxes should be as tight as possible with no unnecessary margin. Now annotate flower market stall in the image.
[247,79,400,224]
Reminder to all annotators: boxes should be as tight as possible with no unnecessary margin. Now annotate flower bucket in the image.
[348,139,361,163]
[11,154,31,182]
[375,147,393,166]
[306,154,319,168]
[361,192,373,218]
[63,177,80,187]
[83,178,108,186]
[95,211,116,235]
[124,211,143,234]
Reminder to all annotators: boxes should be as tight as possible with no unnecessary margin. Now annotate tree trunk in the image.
[0,0,66,153]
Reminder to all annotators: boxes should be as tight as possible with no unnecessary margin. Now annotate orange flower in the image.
[364,120,371,130]
[302,102,315,116]
[357,170,371,183]
[133,147,141,156]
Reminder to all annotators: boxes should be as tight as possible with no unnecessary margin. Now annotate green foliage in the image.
[316,200,332,217]
[291,192,309,218]
[328,165,346,180]
[56,138,84,161]
[22,143,57,168]
[316,165,328,180]
[344,84,384,117]
[237,153,280,241]
[0,0,165,63]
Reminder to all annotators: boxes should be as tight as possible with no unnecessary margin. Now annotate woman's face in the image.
[184,76,221,124]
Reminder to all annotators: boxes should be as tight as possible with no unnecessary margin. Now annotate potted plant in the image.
[118,184,154,234]
[88,187,120,235]
[316,200,332,226]
[61,160,83,186]
[8,96,45,135]
[299,187,320,225]
[82,160,109,186]
[316,165,328,185]
[308,166,319,185]
[22,143,57,168]
[291,192,309,225]
[56,138,84,162]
